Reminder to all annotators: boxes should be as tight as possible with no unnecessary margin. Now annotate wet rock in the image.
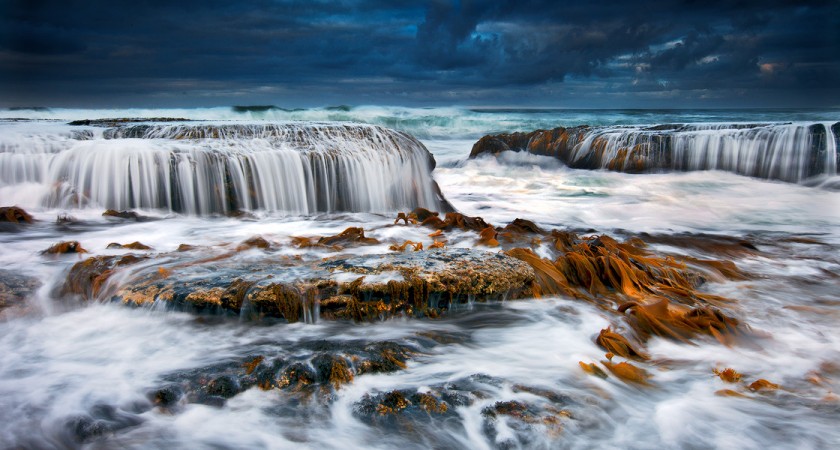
[353,376,573,447]
[355,389,453,423]
[355,341,413,374]
[315,248,535,320]
[748,379,780,392]
[62,254,148,299]
[317,227,379,248]
[102,209,144,221]
[311,353,354,388]
[410,207,440,222]
[42,241,88,255]
[148,339,419,410]
[107,241,153,250]
[237,236,272,250]
[277,363,316,390]
[149,384,183,408]
[501,218,545,235]
[204,375,240,398]
[469,126,589,160]
[64,404,144,444]
[0,270,40,312]
[0,206,33,223]
[68,118,191,127]
[470,131,536,158]
[419,211,492,232]
[69,245,534,322]
[470,123,835,182]
[226,209,258,220]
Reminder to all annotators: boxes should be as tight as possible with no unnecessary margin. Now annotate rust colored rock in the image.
[501,218,545,235]
[63,254,148,299]
[410,207,440,222]
[42,241,88,255]
[477,226,499,247]
[0,206,33,224]
[317,227,379,248]
[102,209,142,220]
[748,379,780,391]
[107,241,153,250]
[86,246,534,322]
[469,131,534,158]
[394,212,417,225]
[237,236,271,250]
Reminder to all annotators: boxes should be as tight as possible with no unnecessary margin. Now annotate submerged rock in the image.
[148,339,417,409]
[0,270,40,312]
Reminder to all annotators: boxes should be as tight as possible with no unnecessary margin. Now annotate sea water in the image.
[0,106,838,449]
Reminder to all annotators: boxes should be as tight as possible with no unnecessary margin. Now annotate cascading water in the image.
[1,108,839,449]
[473,122,840,184]
[0,122,446,215]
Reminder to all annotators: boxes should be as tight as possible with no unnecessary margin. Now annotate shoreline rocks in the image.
[469,122,840,183]
[62,247,536,322]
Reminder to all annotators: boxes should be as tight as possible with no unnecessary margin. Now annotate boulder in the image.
[0,206,33,224]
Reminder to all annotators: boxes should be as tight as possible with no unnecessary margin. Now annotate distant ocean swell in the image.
[3,105,839,139]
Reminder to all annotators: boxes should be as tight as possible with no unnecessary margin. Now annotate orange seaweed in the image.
[714,368,743,383]
[602,360,651,385]
[596,328,648,360]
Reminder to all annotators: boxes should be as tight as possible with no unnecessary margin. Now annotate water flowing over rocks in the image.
[0,269,39,314]
[470,122,840,183]
[62,245,535,322]
[0,122,452,215]
[3,111,839,448]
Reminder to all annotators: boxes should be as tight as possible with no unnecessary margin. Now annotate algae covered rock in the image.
[62,247,535,322]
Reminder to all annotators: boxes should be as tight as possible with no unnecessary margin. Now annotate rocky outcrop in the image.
[62,247,535,322]
[0,206,33,224]
[470,122,840,183]
[68,118,191,127]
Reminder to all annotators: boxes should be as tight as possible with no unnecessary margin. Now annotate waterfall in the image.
[472,122,839,183]
[0,122,447,215]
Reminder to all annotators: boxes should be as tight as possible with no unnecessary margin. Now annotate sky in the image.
[1,0,838,109]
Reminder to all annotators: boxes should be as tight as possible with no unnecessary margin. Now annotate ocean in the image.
[0,106,839,449]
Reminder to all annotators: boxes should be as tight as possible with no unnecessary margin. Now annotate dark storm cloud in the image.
[0,0,837,107]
